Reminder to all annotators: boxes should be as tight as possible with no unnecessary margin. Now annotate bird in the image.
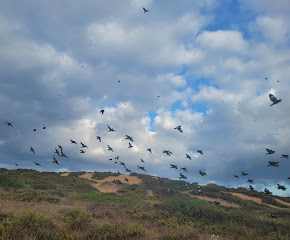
[96,136,101,142]
[277,184,286,191]
[80,142,87,148]
[108,158,112,161]
[168,188,175,195]
[125,168,131,173]
[100,109,105,114]
[15,163,19,167]
[60,151,68,158]
[241,171,248,176]
[116,180,123,185]
[55,148,60,156]
[5,122,13,127]
[234,175,239,178]
[179,173,187,179]
[287,177,290,180]
[143,7,149,13]
[158,177,165,184]
[128,142,133,148]
[197,150,203,155]
[170,164,178,169]
[264,188,273,196]
[267,161,279,167]
[269,214,277,219]
[108,145,114,152]
[140,159,145,163]
[137,166,147,172]
[163,150,173,156]
[185,154,191,160]
[30,147,35,154]
[174,125,183,133]
[115,156,119,161]
[33,128,36,132]
[181,167,187,172]
[33,162,41,166]
[124,178,129,182]
[119,162,126,167]
[52,155,60,165]
[265,149,275,155]
[247,179,254,183]
[70,139,77,144]
[147,148,152,153]
[58,145,63,151]
[269,94,282,106]
[199,170,207,176]
[72,177,77,183]
[80,149,85,154]
[42,126,46,130]
[213,201,221,207]
[125,135,134,142]
[107,125,115,132]
[281,154,289,159]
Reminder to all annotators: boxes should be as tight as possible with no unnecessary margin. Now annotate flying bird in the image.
[80,142,87,148]
[80,149,85,154]
[107,125,115,132]
[269,94,282,106]
[108,145,114,152]
[267,161,279,167]
[143,7,149,13]
[213,201,221,207]
[241,171,248,176]
[55,148,60,156]
[179,173,187,179]
[58,145,63,151]
[30,147,35,154]
[124,178,129,182]
[140,159,145,163]
[5,122,13,127]
[249,185,254,191]
[199,170,207,176]
[33,162,41,166]
[247,179,254,183]
[60,151,68,158]
[33,129,36,132]
[174,125,183,133]
[265,148,275,155]
[264,188,273,196]
[128,142,133,148]
[119,162,126,167]
[15,163,19,167]
[96,136,101,142]
[115,156,119,161]
[52,155,60,165]
[277,184,286,191]
[281,154,289,159]
[234,175,239,178]
[185,154,191,160]
[100,109,105,114]
[197,150,203,155]
[163,150,173,156]
[42,126,46,129]
[170,164,178,169]
[125,135,134,142]
[70,139,77,144]
[125,168,131,173]
[147,148,152,153]
[181,167,187,172]
[137,166,147,172]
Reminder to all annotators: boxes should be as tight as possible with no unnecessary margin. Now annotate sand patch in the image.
[275,199,290,207]
[79,173,142,193]
[146,189,153,197]
[60,172,69,177]
[182,191,240,208]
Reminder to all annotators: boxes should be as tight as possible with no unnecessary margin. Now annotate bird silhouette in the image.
[70,139,77,144]
[247,179,254,183]
[15,163,19,167]
[281,154,289,159]
[52,155,60,165]
[241,171,248,176]
[213,201,221,206]
[115,156,119,161]
[58,145,63,151]
[96,136,101,142]
[60,151,68,158]
[249,185,255,191]
[108,145,114,152]
[30,147,35,154]
[80,149,85,154]
[234,175,239,178]
[125,168,131,172]
[174,125,183,133]
[277,184,286,191]
[181,167,187,172]
[80,142,87,148]
[163,150,173,156]
[264,188,273,196]
[199,170,207,176]
[170,164,178,169]
[185,154,191,160]
[140,159,145,163]
[269,94,282,106]
[124,178,129,182]
[197,150,203,155]
[107,125,115,132]
[100,109,105,114]
[179,173,187,179]
[143,7,149,13]
[5,122,13,127]
[267,161,279,167]
[128,142,133,148]
[33,162,41,166]
[125,135,134,142]
[137,166,147,172]
[265,149,275,155]
[147,148,152,153]
[55,148,60,156]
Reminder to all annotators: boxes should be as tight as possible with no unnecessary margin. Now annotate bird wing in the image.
[269,94,278,103]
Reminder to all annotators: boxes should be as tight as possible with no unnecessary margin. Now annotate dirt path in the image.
[182,191,240,208]
[79,173,142,193]
[228,192,290,210]
[60,172,69,177]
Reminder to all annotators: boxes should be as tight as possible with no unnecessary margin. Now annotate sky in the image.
[0,0,289,196]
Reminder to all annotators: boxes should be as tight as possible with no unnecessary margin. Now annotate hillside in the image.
[0,168,289,240]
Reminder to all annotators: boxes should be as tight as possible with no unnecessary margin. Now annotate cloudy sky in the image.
[0,0,289,196]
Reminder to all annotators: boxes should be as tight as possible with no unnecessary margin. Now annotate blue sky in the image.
[0,0,290,196]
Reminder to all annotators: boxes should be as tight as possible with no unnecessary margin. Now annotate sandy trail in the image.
[182,191,240,208]
[228,192,290,210]
[60,172,69,177]
[79,173,142,193]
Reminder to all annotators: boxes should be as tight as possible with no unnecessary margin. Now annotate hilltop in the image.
[0,168,289,240]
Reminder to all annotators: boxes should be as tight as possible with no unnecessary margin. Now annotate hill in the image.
[0,168,289,240]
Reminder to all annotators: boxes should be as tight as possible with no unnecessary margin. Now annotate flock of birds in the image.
[1,8,289,214]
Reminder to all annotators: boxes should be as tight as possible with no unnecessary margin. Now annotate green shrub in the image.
[63,208,91,231]
[18,191,59,203]
[0,173,24,188]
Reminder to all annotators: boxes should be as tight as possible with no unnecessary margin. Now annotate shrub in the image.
[63,208,91,231]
